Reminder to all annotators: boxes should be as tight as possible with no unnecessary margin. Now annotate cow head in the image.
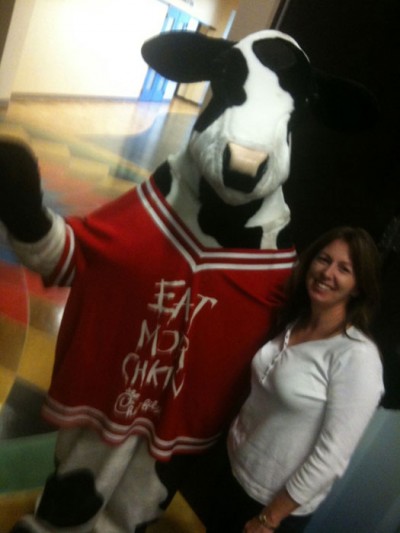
[189,31,311,207]
[142,29,377,210]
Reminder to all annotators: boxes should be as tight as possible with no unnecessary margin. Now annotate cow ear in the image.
[141,31,235,83]
[310,70,380,131]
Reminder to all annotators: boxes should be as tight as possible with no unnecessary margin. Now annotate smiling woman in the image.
[206,226,384,533]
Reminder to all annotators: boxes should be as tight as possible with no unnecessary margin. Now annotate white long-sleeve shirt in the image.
[228,325,384,516]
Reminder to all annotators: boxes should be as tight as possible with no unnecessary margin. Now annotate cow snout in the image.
[223,142,269,193]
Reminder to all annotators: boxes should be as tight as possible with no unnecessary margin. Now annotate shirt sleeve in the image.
[9,209,75,285]
[285,339,384,506]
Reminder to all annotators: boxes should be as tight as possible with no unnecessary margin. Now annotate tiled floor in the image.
[0,97,204,532]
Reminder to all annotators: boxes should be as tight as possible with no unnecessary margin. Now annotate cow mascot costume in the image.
[0,30,376,532]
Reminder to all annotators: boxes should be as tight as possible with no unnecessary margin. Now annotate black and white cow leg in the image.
[11,428,171,532]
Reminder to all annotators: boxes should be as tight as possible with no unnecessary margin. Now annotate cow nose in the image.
[228,142,268,177]
[222,143,269,193]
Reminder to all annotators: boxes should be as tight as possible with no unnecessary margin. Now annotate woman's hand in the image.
[243,487,299,532]
[243,515,277,532]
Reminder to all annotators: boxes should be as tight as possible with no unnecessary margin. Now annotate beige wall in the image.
[229,0,282,41]
[0,0,283,103]
[161,0,239,35]
[0,0,35,102]
[12,0,169,99]
[0,0,16,63]
[7,0,241,101]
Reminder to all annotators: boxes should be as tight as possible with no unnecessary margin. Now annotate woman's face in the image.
[306,239,358,311]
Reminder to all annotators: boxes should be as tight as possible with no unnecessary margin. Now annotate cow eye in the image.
[253,38,312,111]
[253,38,298,72]
[211,48,248,105]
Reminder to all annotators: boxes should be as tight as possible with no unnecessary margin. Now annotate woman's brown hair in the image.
[277,226,381,336]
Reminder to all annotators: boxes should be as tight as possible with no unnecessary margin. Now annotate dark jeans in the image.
[206,446,312,533]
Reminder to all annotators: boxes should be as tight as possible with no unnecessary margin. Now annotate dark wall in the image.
[276,0,400,249]
[0,0,16,64]
[277,0,400,408]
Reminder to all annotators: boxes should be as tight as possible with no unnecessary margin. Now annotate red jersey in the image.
[42,178,296,460]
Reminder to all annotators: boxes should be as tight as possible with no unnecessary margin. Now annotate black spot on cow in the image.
[153,160,173,196]
[36,469,103,527]
[198,177,263,248]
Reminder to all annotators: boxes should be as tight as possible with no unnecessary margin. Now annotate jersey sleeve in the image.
[9,209,76,285]
[285,339,384,506]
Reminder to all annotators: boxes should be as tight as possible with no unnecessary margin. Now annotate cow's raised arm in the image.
[0,139,68,281]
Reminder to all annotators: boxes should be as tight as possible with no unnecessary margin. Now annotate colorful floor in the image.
[0,101,204,532]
